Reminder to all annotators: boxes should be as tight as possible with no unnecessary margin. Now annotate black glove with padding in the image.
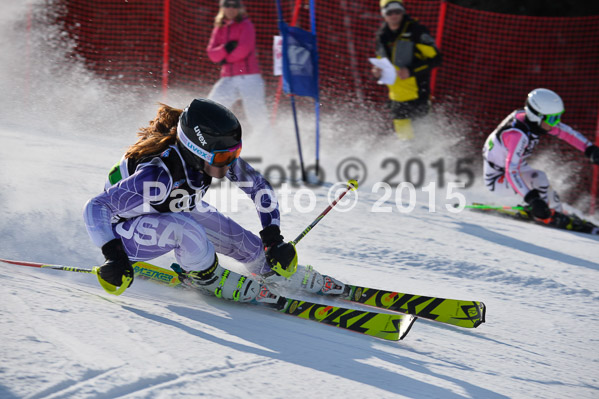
[99,239,134,287]
[259,225,297,277]
[585,145,599,165]
[524,189,551,219]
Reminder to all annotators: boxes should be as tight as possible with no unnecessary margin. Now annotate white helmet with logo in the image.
[524,88,564,127]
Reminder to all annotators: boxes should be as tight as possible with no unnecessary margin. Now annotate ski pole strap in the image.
[291,179,358,245]
[92,266,132,296]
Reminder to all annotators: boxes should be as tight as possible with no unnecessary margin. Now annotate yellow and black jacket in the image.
[375,15,442,103]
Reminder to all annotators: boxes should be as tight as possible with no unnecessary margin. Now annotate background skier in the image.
[482,88,599,230]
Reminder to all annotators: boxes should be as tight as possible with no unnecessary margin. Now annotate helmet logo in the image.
[194,126,207,146]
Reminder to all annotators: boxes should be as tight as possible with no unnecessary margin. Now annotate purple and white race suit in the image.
[84,145,278,274]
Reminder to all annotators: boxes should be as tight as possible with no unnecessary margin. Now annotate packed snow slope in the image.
[1,2,598,399]
[1,119,599,399]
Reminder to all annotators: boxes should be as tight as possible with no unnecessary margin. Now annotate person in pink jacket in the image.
[206,0,269,135]
[483,88,599,228]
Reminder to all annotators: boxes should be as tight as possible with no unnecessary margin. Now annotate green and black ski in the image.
[135,260,483,329]
[135,261,482,329]
[133,261,415,341]
[274,295,414,341]
[340,285,485,328]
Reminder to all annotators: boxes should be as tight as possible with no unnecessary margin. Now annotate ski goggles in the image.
[177,125,242,167]
[543,111,563,127]
[210,142,242,167]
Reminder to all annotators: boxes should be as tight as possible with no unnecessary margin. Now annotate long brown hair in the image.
[125,103,182,159]
[214,7,248,27]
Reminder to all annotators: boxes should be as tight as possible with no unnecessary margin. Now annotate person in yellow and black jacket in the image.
[372,0,442,139]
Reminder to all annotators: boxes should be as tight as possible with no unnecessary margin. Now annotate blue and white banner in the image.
[275,0,322,179]
[278,20,319,100]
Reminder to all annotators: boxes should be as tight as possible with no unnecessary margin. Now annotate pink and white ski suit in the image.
[482,110,593,209]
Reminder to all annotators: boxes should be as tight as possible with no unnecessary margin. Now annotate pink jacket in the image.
[206,17,261,78]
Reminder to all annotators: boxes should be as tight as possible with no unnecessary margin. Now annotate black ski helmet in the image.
[177,98,242,170]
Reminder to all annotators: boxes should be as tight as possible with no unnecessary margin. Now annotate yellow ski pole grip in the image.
[347,179,358,190]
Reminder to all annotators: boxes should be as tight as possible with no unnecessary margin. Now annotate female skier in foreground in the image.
[84,98,345,299]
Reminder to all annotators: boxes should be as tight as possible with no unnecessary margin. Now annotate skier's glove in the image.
[259,225,298,278]
[585,145,599,165]
[524,189,551,219]
[224,40,238,53]
[99,239,134,287]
